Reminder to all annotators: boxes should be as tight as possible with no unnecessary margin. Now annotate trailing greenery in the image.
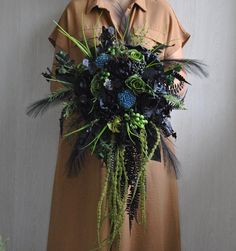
[93,138,129,251]
[0,235,8,251]
[92,122,162,250]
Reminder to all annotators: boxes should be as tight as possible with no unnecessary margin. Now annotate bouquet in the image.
[26,21,207,250]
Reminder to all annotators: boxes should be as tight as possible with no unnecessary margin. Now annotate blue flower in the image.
[118,89,136,109]
[95,53,110,68]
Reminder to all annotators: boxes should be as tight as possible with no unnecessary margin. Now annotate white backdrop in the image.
[0,0,236,250]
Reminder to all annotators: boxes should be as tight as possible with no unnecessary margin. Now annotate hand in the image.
[166,47,188,98]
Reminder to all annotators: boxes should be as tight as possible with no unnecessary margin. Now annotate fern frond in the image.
[151,43,174,54]
[163,94,186,109]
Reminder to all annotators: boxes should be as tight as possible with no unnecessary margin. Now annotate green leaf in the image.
[53,20,92,58]
[80,14,92,58]
[163,94,186,109]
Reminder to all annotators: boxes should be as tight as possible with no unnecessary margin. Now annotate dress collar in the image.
[86,0,147,14]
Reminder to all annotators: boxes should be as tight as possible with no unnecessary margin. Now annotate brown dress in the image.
[46,0,191,250]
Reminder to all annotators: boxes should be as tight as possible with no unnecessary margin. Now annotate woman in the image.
[47,0,190,250]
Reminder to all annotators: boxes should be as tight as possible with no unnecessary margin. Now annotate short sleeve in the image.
[48,3,72,54]
[163,3,191,58]
[48,3,75,93]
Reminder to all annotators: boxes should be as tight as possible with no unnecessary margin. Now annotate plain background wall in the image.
[0,0,236,250]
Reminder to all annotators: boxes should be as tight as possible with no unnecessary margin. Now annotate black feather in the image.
[64,124,96,177]
[26,97,61,118]
[162,59,209,78]
[160,134,181,179]
[60,114,85,146]
[64,134,91,177]
[26,88,71,118]
[173,71,190,84]
[59,109,65,136]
